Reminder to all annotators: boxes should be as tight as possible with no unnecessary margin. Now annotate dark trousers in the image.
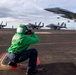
[6,48,38,71]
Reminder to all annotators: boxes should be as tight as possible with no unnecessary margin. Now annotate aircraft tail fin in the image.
[61,22,65,26]
[42,23,44,27]
[1,21,3,25]
[35,22,37,25]
[35,22,41,26]
[60,22,66,28]
[57,22,60,25]
[64,23,66,28]
[38,22,41,26]
[6,22,7,26]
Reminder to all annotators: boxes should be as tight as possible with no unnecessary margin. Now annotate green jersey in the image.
[7,32,39,54]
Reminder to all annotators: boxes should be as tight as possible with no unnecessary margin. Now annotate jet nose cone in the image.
[44,8,49,11]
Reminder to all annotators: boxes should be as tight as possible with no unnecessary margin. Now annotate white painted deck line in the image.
[35,32,52,34]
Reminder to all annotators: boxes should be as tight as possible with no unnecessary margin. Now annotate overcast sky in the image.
[0,0,76,29]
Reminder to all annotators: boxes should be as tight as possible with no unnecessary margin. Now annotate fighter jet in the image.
[44,7,76,21]
[0,21,7,29]
[46,22,66,30]
[26,22,44,29]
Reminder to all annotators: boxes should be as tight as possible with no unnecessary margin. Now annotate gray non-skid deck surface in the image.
[0,29,76,75]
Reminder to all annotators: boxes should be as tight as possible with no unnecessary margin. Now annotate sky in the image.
[0,0,76,29]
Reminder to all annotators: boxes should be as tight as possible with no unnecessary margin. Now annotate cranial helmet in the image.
[16,24,28,33]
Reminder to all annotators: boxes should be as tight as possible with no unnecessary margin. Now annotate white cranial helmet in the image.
[16,24,28,33]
